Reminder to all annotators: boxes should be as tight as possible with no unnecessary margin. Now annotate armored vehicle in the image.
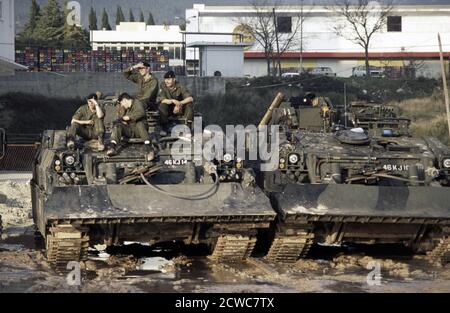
[346,101,411,137]
[32,97,275,268]
[261,94,450,264]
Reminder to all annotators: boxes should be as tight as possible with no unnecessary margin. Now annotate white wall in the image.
[187,6,450,54]
[91,23,183,50]
[187,4,450,77]
[200,46,244,77]
[244,59,269,77]
[0,0,15,61]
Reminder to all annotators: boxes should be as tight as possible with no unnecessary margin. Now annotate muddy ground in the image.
[1,180,449,293]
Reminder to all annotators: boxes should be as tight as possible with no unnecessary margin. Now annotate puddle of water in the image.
[0,234,36,249]
[324,280,367,293]
[137,257,173,272]
[0,243,25,251]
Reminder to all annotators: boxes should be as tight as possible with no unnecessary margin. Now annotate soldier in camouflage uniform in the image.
[106,93,154,159]
[67,93,105,151]
[157,70,194,130]
[123,62,159,110]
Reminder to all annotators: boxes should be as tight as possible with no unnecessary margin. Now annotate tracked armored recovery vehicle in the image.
[262,94,450,264]
[31,97,275,268]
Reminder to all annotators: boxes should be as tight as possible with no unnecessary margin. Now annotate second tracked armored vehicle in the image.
[261,94,450,265]
[32,97,275,268]
[346,101,411,137]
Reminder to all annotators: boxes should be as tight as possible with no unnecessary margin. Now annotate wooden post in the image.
[438,33,450,140]
[259,92,285,128]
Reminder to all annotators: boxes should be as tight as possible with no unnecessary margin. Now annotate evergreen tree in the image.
[139,10,145,23]
[89,6,98,31]
[17,0,41,44]
[61,2,90,48]
[34,0,64,45]
[62,25,90,48]
[147,12,155,25]
[129,9,135,22]
[116,6,125,25]
[101,8,112,30]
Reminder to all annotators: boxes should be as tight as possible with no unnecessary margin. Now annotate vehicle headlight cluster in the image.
[279,154,300,169]
[288,154,299,164]
[54,159,61,172]
[279,158,286,169]
[443,158,450,169]
[236,157,243,169]
[223,153,233,163]
[64,155,76,166]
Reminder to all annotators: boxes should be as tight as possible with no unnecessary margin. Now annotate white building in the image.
[0,0,25,74]
[187,42,251,77]
[0,0,14,61]
[90,22,184,67]
[186,3,450,78]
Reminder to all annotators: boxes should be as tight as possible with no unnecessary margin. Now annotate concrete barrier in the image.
[0,72,226,98]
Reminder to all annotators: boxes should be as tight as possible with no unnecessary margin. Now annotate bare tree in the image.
[329,0,394,77]
[237,0,309,77]
[273,7,307,77]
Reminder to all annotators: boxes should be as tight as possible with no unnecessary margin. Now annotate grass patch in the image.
[389,90,450,145]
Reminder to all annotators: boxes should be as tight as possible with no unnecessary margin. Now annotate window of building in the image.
[175,46,181,59]
[0,1,3,19]
[169,46,175,59]
[387,16,402,32]
[277,16,292,33]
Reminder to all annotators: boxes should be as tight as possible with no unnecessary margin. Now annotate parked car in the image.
[308,67,336,77]
[281,72,300,79]
[352,65,385,77]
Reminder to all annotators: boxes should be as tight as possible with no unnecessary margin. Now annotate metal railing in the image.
[0,132,41,172]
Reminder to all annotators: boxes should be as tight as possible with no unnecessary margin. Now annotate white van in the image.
[352,65,385,77]
[309,67,336,77]
[281,72,300,78]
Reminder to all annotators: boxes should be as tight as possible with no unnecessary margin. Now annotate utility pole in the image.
[272,8,281,77]
[299,0,304,74]
[344,83,347,128]
[438,33,450,139]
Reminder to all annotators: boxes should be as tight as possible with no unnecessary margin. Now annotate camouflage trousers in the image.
[67,120,105,141]
[110,121,150,144]
[159,103,194,126]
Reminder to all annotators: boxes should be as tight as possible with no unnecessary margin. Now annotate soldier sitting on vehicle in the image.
[158,70,194,131]
[123,62,159,111]
[67,93,105,151]
[106,93,155,159]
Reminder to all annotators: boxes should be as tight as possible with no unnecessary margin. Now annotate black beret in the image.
[164,70,176,79]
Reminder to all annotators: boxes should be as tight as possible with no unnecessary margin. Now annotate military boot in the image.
[106,143,117,157]
[97,136,105,152]
[144,141,155,162]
